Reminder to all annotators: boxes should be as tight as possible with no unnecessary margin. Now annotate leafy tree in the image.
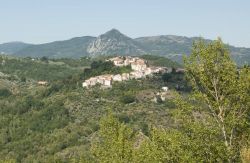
[162,72,173,82]
[180,38,250,161]
[133,128,193,163]
[40,56,49,63]
[91,112,206,162]
[120,94,136,104]
[91,113,135,163]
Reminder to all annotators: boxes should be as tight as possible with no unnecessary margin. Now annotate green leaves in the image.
[182,38,250,161]
[91,112,211,162]
[91,113,134,163]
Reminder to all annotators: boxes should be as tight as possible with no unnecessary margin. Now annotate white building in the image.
[176,68,185,73]
[101,75,113,87]
[130,71,145,79]
[113,74,123,81]
[83,74,113,88]
[108,57,125,66]
[83,56,182,88]
[121,73,130,81]
[82,82,88,87]
[162,86,168,92]
[37,81,48,86]
[144,67,152,76]
[131,61,147,71]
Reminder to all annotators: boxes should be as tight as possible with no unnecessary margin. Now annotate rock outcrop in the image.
[87,29,146,56]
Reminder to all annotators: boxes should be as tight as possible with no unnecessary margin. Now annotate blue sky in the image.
[0,0,250,47]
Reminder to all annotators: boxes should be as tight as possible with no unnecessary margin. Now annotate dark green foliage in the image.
[162,72,173,82]
[29,102,71,132]
[81,60,132,80]
[91,60,113,70]
[162,71,191,92]
[0,88,11,97]
[141,55,181,68]
[120,94,136,104]
[52,57,92,67]
[40,56,49,63]
[41,83,63,97]
[20,76,26,82]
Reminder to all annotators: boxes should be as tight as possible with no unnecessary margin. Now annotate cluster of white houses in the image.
[82,56,175,88]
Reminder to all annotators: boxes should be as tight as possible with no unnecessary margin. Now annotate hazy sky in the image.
[1,0,250,47]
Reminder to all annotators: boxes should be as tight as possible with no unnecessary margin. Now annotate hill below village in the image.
[0,29,249,66]
[0,55,187,162]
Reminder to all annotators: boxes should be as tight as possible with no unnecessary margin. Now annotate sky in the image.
[0,0,250,47]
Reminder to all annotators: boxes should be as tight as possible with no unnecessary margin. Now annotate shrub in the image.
[0,88,12,97]
[120,94,136,104]
[162,73,173,82]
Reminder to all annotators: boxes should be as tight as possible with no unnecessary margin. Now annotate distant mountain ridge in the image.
[14,36,95,58]
[0,29,249,65]
[0,42,32,54]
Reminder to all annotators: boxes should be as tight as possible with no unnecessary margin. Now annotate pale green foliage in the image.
[182,38,250,161]
[92,113,207,162]
[241,147,250,163]
[91,113,134,163]
[173,96,229,162]
[135,128,194,162]
[0,160,16,163]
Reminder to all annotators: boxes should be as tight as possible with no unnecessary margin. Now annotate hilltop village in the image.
[82,56,181,88]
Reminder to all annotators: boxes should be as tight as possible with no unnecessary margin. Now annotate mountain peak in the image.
[105,28,122,35]
[87,29,146,56]
[101,29,126,38]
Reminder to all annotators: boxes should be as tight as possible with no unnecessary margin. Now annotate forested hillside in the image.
[0,55,187,162]
[0,40,249,162]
